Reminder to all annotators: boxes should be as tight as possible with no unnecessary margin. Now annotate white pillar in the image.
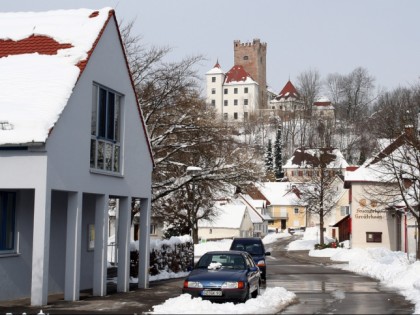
[64,191,83,301]
[117,196,131,292]
[138,198,151,289]
[31,188,51,306]
[93,194,109,296]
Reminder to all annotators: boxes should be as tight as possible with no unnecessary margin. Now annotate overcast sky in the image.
[3,0,420,95]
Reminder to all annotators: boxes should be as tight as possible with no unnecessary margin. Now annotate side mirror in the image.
[265,252,271,256]
[249,266,259,272]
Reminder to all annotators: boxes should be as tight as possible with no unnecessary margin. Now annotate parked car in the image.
[229,237,270,280]
[182,251,261,303]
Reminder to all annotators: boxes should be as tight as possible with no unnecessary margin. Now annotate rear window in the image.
[231,240,264,255]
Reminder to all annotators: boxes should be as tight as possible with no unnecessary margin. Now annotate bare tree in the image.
[296,68,322,112]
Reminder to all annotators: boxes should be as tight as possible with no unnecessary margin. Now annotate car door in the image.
[244,254,259,292]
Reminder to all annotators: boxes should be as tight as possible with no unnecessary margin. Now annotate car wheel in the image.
[251,282,260,298]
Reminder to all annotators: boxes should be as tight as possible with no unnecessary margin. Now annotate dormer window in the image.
[91,84,122,174]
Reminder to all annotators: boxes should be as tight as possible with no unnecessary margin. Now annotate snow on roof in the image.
[256,182,301,206]
[0,8,113,146]
[198,204,246,229]
[206,61,224,75]
[277,80,299,100]
[224,65,256,84]
[283,148,349,169]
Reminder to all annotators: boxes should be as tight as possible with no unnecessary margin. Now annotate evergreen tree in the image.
[265,139,273,172]
[274,125,284,180]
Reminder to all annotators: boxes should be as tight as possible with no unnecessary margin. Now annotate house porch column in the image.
[93,194,109,296]
[138,198,151,289]
[117,196,131,292]
[31,187,51,306]
[64,191,83,301]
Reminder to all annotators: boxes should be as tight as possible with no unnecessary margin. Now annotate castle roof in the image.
[206,60,224,75]
[314,96,332,107]
[277,80,299,100]
[225,65,256,84]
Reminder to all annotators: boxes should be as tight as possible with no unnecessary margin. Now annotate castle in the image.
[206,39,334,123]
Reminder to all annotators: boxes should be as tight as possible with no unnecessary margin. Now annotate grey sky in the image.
[3,0,420,94]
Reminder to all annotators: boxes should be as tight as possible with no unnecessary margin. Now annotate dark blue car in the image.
[182,251,261,303]
[229,237,271,280]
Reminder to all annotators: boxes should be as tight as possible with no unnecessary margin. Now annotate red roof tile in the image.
[225,65,253,83]
[0,35,73,58]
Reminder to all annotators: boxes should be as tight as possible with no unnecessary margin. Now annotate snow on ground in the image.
[121,228,420,314]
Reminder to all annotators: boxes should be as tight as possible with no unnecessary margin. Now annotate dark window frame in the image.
[366,232,382,243]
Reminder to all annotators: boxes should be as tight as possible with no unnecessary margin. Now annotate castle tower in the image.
[234,39,267,109]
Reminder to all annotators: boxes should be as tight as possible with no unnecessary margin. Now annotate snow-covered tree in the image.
[265,139,273,173]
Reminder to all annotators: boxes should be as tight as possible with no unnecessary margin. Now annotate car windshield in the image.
[231,242,264,255]
[197,253,245,270]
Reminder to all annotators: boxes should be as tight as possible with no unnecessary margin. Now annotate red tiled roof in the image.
[213,60,221,68]
[313,101,331,107]
[278,80,299,100]
[0,35,73,58]
[225,65,253,83]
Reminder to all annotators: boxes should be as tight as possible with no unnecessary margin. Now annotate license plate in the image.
[202,290,222,296]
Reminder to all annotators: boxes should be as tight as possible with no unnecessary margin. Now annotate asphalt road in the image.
[265,235,415,314]
[0,235,415,314]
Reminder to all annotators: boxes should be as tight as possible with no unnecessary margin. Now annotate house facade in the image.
[198,203,254,240]
[344,128,418,254]
[0,8,154,306]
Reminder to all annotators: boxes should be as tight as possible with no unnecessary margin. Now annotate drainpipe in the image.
[405,209,408,256]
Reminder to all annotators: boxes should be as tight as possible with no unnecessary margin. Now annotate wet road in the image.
[264,236,414,314]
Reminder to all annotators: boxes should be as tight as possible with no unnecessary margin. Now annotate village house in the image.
[0,8,154,306]
[344,127,418,255]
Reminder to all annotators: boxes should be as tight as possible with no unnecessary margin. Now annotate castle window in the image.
[224,88,228,94]
[244,112,248,120]
[211,88,216,94]
[211,100,215,106]
[234,88,238,94]
[211,77,216,83]
[244,99,248,105]
[234,99,238,106]
[224,100,228,106]
[243,56,249,60]
[233,112,238,120]
[223,113,228,120]
[244,87,248,93]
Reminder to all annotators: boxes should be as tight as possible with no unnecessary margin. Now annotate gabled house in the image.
[253,182,306,231]
[0,8,154,306]
[198,203,254,240]
[312,96,335,121]
[345,127,418,253]
[269,80,305,120]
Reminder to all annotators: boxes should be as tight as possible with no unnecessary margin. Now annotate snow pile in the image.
[262,231,291,245]
[149,287,296,314]
[208,262,222,270]
[194,238,232,257]
[287,227,335,250]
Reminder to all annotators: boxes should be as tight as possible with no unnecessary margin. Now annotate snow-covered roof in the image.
[206,61,224,75]
[224,65,256,84]
[0,8,113,146]
[198,204,246,229]
[256,182,301,206]
[283,148,349,169]
[277,80,299,100]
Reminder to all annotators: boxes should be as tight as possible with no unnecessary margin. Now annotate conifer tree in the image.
[274,125,284,180]
[265,139,273,172]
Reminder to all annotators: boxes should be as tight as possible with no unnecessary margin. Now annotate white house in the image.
[198,203,254,240]
[0,8,154,306]
[205,62,259,121]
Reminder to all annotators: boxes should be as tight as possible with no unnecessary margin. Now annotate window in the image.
[244,99,248,105]
[224,88,228,94]
[211,88,216,94]
[223,113,228,120]
[244,112,248,120]
[0,192,16,252]
[224,100,228,106]
[150,224,157,235]
[294,208,299,214]
[234,88,238,94]
[209,228,212,234]
[234,112,238,120]
[340,206,350,216]
[243,56,249,60]
[244,87,248,93]
[211,100,215,106]
[234,99,238,106]
[211,77,216,82]
[91,84,122,173]
[366,232,382,243]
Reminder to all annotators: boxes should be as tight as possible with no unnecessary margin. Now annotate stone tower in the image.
[234,38,267,109]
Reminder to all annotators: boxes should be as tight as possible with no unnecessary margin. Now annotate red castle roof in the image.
[225,65,254,83]
[278,80,299,100]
